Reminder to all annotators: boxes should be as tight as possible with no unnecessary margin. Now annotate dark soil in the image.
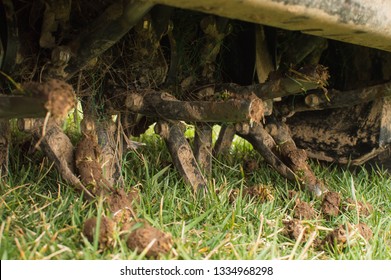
[124,220,173,258]
[322,191,341,217]
[357,223,373,241]
[83,215,172,258]
[288,190,299,200]
[294,199,316,220]
[283,219,307,241]
[108,188,140,224]
[24,79,76,119]
[323,225,347,247]
[229,184,274,203]
[107,188,140,213]
[83,216,115,248]
[243,158,259,174]
[344,198,373,217]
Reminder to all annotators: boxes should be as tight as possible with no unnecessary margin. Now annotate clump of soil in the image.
[321,223,372,250]
[24,79,76,119]
[321,191,341,217]
[83,216,115,248]
[323,225,347,248]
[108,188,140,213]
[83,215,173,258]
[228,189,240,203]
[288,190,299,200]
[344,198,373,217]
[243,158,258,174]
[108,188,140,224]
[294,199,316,220]
[75,117,115,195]
[356,223,373,241]
[283,219,307,241]
[75,133,107,194]
[229,184,274,203]
[125,220,173,258]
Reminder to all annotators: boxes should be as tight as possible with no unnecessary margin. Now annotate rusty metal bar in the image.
[220,64,329,100]
[0,95,47,118]
[158,0,391,52]
[276,81,391,117]
[125,91,264,123]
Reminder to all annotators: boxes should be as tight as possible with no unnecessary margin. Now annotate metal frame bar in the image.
[157,0,391,52]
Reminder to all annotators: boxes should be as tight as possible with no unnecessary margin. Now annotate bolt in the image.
[125,93,144,112]
[305,94,320,107]
[51,46,71,66]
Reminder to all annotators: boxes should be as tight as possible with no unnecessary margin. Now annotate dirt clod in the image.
[356,223,373,241]
[323,225,347,247]
[294,199,316,220]
[125,220,173,258]
[322,191,341,217]
[75,118,114,195]
[108,188,140,213]
[108,188,140,224]
[229,184,274,203]
[24,79,76,119]
[283,219,307,241]
[83,216,115,248]
[344,198,373,217]
[288,190,299,200]
[243,159,259,174]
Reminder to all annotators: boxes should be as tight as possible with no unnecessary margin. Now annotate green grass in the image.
[0,127,390,260]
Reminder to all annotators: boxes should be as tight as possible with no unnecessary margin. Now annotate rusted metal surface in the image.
[277,81,391,115]
[287,99,388,165]
[125,91,264,123]
[157,0,391,52]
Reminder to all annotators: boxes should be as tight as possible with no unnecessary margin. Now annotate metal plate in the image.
[158,0,391,52]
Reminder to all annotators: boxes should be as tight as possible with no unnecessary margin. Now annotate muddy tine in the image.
[155,121,206,192]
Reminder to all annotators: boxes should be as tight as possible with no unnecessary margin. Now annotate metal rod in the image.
[277,81,391,115]
[0,95,47,118]
[125,91,264,123]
